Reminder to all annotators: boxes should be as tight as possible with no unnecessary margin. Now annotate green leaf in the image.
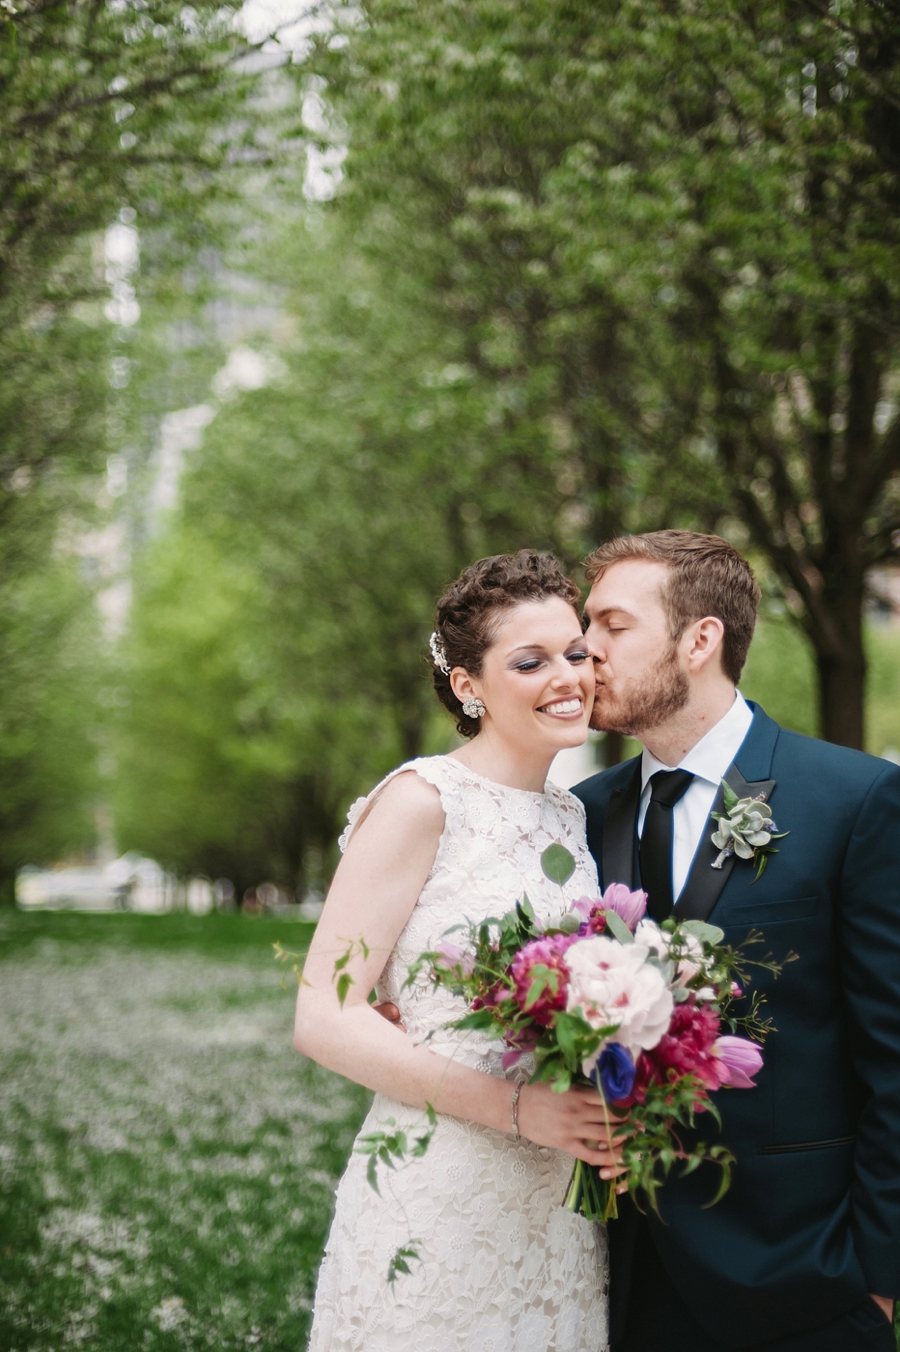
[680,919,725,946]
[541,844,576,887]
[335,972,354,1008]
[366,1154,380,1196]
[604,910,634,944]
[387,1244,422,1283]
[451,1008,497,1032]
[516,893,535,922]
[722,781,740,812]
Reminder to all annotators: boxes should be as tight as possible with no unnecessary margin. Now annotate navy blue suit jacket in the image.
[572,704,900,1346]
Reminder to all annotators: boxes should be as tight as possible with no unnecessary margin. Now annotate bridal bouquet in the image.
[408,845,780,1223]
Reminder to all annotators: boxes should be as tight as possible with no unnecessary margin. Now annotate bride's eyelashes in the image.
[510,648,590,673]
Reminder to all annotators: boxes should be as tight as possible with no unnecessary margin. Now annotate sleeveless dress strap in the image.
[338,756,463,853]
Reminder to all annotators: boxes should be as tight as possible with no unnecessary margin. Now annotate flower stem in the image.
[563,1159,618,1222]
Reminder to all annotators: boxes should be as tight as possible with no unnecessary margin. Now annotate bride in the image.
[295,550,619,1351]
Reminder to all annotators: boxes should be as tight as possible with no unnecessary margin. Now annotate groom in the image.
[573,530,900,1352]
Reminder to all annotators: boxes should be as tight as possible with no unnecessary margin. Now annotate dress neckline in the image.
[439,754,548,800]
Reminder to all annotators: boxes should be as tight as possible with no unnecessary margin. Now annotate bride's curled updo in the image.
[430,550,582,738]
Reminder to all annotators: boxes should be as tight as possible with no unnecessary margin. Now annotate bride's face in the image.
[454,597,594,754]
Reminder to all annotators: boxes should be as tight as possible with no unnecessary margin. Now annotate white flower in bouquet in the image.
[565,936,674,1060]
[634,921,716,999]
[633,918,670,959]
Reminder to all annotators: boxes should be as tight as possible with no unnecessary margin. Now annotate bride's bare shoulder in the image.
[347,765,445,848]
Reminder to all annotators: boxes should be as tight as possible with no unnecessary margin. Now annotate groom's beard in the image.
[589,643,690,737]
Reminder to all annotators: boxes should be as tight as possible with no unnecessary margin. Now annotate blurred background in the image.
[1,0,900,913]
[2,2,900,1346]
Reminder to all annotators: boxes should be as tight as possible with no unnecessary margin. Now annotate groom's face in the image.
[582,559,689,736]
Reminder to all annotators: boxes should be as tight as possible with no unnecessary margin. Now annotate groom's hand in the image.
[373,1000,406,1033]
[870,1294,894,1323]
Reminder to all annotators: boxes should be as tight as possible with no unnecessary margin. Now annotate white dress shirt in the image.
[637,692,754,900]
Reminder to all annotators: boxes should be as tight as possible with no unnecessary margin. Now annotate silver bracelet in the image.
[510,1080,525,1139]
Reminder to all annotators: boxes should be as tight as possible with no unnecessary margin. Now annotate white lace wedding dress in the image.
[306,755,609,1352]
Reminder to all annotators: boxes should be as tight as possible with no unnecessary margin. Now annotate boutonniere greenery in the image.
[711,783,788,881]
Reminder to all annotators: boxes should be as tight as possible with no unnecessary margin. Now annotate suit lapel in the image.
[601,758,642,889]
[673,704,780,923]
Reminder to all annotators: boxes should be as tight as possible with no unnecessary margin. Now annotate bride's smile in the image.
[449,595,595,791]
[538,696,585,718]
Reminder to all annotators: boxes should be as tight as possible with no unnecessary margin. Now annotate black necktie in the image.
[639,769,695,921]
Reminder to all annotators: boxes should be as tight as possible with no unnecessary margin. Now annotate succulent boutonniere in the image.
[711,782,788,880]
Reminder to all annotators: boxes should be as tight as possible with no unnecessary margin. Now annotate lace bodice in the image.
[341,755,600,1074]
[309,755,608,1352]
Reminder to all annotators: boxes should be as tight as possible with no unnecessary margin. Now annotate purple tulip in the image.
[435,940,475,977]
[715,1035,764,1089]
[570,884,647,935]
[600,883,648,932]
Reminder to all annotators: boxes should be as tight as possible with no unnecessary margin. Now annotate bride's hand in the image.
[515,1082,630,1181]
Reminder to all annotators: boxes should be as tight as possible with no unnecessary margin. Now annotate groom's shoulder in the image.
[571,755,640,812]
[764,716,900,812]
[771,720,895,788]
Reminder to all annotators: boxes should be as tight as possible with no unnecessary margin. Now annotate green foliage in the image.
[741,613,900,755]
[0,1,279,887]
[0,0,261,539]
[112,197,570,887]
[112,525,385,891]
[540,843,576,887]
[0,557,103,891]
[306,0,900,745]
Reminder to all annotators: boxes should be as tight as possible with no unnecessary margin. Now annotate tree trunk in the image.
[602,730,625,767]
[805,578,867,751]
[814,642,867,751]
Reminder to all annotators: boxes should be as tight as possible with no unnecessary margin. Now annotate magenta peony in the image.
[641,1000,726,1094]
[509,933,578,1026]
[715,1035,764,1089]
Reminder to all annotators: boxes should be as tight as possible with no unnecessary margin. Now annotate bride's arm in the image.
[294,772,626,1172]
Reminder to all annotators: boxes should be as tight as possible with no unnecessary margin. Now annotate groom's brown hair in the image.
[583,530,761,684]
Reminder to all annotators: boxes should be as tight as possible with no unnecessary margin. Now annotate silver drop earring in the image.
[462,697,486,719]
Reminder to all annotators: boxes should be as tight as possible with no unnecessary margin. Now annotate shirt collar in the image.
[640,692,754,792]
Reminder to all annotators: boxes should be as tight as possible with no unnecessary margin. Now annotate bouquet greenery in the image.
[407,844,784,1222]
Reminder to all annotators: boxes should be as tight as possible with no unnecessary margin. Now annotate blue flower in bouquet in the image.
[593,1041,636,1103]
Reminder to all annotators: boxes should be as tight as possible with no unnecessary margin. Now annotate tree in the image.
[0,1,283,885]
[113,192,575,886]
[0,1,259,511]
[0,556,104,897]
[308,0,900,748]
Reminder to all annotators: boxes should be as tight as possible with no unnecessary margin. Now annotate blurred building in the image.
[15,854,213,914]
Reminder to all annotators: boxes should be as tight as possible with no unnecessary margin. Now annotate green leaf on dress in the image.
[541,843,576,886]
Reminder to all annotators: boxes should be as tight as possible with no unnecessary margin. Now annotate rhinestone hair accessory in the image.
[429,631,452,675]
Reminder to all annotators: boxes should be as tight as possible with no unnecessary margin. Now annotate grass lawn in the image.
[3,910,896,1350]
[0,909,371,1352]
